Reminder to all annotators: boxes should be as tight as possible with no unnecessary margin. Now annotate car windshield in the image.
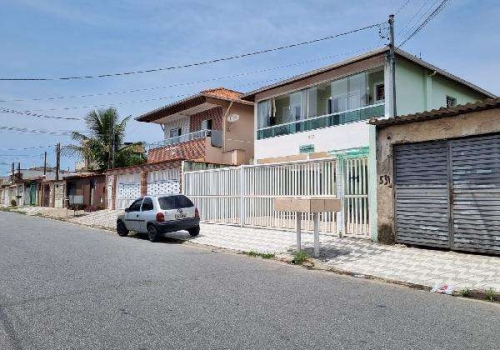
[158,195,194,210]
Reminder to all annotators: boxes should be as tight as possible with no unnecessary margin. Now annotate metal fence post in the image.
[336,157,345,236]
[239,166,245,227]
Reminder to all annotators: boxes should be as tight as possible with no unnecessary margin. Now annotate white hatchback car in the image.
[117,194,200,242]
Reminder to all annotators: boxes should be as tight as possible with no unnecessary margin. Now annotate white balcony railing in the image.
[148,129,210,151]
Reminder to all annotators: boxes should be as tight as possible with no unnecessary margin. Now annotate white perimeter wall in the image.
[255,121,370,160]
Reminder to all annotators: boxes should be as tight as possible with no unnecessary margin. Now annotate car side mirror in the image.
[124,208,130,213]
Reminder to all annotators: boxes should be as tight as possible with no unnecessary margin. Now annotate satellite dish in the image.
[227,114,240,123]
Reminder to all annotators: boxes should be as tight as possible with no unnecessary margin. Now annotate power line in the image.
[0,23,384,81]
[395,0,412,15]
[20,47,382,113]
[399,0,454,47]
[398,0,438,40]
[0,153,44,158]
[28,77,291,112]
[0,47,378,103]
[0,144,59,151]
[0,107,82,121]
[0,126,81,136]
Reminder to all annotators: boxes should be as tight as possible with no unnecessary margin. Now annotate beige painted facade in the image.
[375,107,500,244]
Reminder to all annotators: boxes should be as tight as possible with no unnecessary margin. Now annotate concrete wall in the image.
[222,102,254,163]
[375,107,500,244]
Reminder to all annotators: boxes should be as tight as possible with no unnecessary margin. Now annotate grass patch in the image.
[292,250,310,265]
[486,288,496,302]
[245,251,275,259]
[459,287,472,297]
[0,207,12,212]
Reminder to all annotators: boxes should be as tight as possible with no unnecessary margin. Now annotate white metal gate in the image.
[116,173,141,209]
[184,157,370,237]
[147,169,180,196]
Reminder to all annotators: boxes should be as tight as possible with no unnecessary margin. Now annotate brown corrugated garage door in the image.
[394,134,500,255]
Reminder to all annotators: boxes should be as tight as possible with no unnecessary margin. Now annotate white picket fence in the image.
[183,157,369,237]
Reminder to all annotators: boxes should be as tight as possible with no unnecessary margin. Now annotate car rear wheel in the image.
[148,225,160,242]
[188,225,200,237]
[117,221,129,237]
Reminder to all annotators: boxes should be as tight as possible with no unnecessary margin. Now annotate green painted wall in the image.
[395,57,489,116]
[430,74,486,110]
[395,58,427,116]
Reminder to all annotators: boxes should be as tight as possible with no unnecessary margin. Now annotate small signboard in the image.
[299,144,315,154]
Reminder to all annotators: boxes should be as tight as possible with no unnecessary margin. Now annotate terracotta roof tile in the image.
[370,97,500,127]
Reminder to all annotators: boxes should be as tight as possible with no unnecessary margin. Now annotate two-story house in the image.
[237,47,495,239]
[241,47,494,163]
[106,88,254,209]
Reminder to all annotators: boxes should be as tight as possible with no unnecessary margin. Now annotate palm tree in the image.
[64,108,146,171]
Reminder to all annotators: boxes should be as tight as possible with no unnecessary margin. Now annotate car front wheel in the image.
[117,221,129,237]
[188,225,200,237]
[148,225,160,242]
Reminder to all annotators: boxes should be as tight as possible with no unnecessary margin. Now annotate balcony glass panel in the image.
[256,103,384,140]
[256,68,385,140]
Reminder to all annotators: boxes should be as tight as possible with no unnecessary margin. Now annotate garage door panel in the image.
[395,141,450,248]
[451,135,500,254]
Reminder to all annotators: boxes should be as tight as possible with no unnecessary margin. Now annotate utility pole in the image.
[11,163,14,183]
[56,143,61,181]
[17,162,21,181]
[43,151,47,176]
[388,14,397,118]
[111,126,115,170]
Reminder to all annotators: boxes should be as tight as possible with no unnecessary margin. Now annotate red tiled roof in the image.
[201,87,243,100]
[136,87,252,123]
[369,97,500,127]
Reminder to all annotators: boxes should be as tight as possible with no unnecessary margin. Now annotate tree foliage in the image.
[64,108,146,171]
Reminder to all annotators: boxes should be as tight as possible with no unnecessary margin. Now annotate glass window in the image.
[257,100,271,128]
[141,197,154,211]
[348,72,367,110]
[331,78,348,113]
[368,70,384,104]
[169,128,181,138]
[158,195,194,210]
[289,91,303,121]
[305,87,318,118]
[446,96,457,108]
[201,119,212,130]
[274,95,291,125]
[316,83,331,116]
[128,198,143,212]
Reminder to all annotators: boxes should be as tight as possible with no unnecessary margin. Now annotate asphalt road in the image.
[0,212,499,350]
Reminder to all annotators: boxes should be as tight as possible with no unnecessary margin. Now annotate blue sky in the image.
[0,0,498,175]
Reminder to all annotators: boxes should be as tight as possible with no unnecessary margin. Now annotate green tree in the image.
[64,108,146,171]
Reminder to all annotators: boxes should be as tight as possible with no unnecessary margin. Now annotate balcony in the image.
[147,129,219,151]
[147,129,224,163]
[257,103,385,140]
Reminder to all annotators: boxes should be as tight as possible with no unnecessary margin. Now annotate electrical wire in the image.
[397,0,435,38]
[395,0,412,15]
[28,77,293,112]
[0,144,59,151]
[0,126,82,136]
[0,47,378,103]
[0,107,82,121]
[0,23,384,81]
[399,0,454,47]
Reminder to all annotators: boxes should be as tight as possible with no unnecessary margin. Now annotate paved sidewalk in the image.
[14,206,500,293]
